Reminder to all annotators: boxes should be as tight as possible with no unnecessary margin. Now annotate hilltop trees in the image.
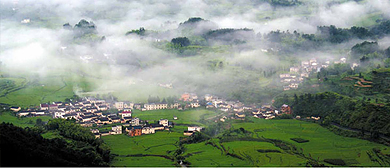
[263,20,390,54]
[203,28,255,45]
[351,41,380,60]
[178,17,218,36]
[73,19,97,36]
[171,37,191,47]
[62,19,104,44]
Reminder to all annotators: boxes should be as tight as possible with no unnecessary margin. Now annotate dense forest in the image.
[265,20,390,53]
[274,91,390,139]
[0,120,111,167]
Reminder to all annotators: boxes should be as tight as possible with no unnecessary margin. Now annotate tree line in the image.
[264,20,390,53]
[274,92,390,138]
[0,119,111,167]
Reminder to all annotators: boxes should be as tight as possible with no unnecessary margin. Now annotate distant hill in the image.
[178,17,219,36]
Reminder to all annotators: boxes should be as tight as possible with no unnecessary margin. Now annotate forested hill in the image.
[0,121,110,167]
[275,92,390,141]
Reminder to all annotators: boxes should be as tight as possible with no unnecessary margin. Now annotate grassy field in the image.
[110,156,175,167]
[100,114,390,167]
[0,74,93,107]
[102,132,184,167]
[230,118,390,166]
[221,141,307,166]
[0,70,178,107]
[0,112,52,128]
[132,108,217,126]
[183,141,249,167]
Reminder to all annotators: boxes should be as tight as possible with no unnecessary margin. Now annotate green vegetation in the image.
[275,92,390,140]
[183,142,250,166]
[132,109,216,127]
[0,112,52,128]
[228,118,390,166]
[100,114,390,167]
[265,20,390,54]
[203,28,255,44]
[102,132,183,166]
[0,121,110,167]
[323,159,346,166]
[290,138,309,143]
[171,37,191,47]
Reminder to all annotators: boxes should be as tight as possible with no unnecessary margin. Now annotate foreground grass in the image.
[111,156,174,167]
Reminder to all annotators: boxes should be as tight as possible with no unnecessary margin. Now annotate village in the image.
[280,57,358,91]
[9,91,305,139]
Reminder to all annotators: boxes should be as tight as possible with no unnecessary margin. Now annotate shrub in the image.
[290,138,310,143]
[257,149,281,153]
[323,159,346,166]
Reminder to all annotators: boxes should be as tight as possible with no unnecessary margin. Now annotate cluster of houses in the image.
[251,104,292,119]
[12,91,299,139]
[280,57,351,91]
[113,93,200,111]
[202,94,291,121]
[91,119,174,138]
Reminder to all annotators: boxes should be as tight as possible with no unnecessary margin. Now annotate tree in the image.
[171,37,190,47]
[73,19,97,36]
[35,118,43,126]
[351,41,380,60]
[63,23,72,30]
[125,27,146,36]
[385,47,390,57]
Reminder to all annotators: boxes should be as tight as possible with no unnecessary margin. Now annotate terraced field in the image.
[102,132,183,167]
[101,116,390,167]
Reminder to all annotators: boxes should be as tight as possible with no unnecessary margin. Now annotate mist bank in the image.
[1,0,390,105]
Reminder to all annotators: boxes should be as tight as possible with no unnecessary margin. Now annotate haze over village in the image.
[1,0,390,167]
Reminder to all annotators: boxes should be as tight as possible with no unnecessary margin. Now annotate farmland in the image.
[1,106,389,167]
[99,113,390,167]
[228,118,390,166]
[0,69,178,108]
[102,132,182,167]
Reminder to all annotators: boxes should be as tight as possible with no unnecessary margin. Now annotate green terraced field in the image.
[183,142,249,167]
[110,156,175,167]
[231,118,390,166]
[101,117,390,167]
[102,132,184,166]
[221,141,307,166]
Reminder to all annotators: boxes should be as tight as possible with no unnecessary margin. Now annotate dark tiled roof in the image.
[99,118,109,121]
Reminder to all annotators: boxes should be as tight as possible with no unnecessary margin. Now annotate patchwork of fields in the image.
[1,102,389,166]
[100,111,390,167]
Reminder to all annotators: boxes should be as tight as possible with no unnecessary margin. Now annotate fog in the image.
[1,0,389,102]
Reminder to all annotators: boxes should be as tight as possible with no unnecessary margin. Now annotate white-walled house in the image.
[159,119,169,127]
[188,126,203,132]
[121,110,132,118]
[142,127,155,134]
